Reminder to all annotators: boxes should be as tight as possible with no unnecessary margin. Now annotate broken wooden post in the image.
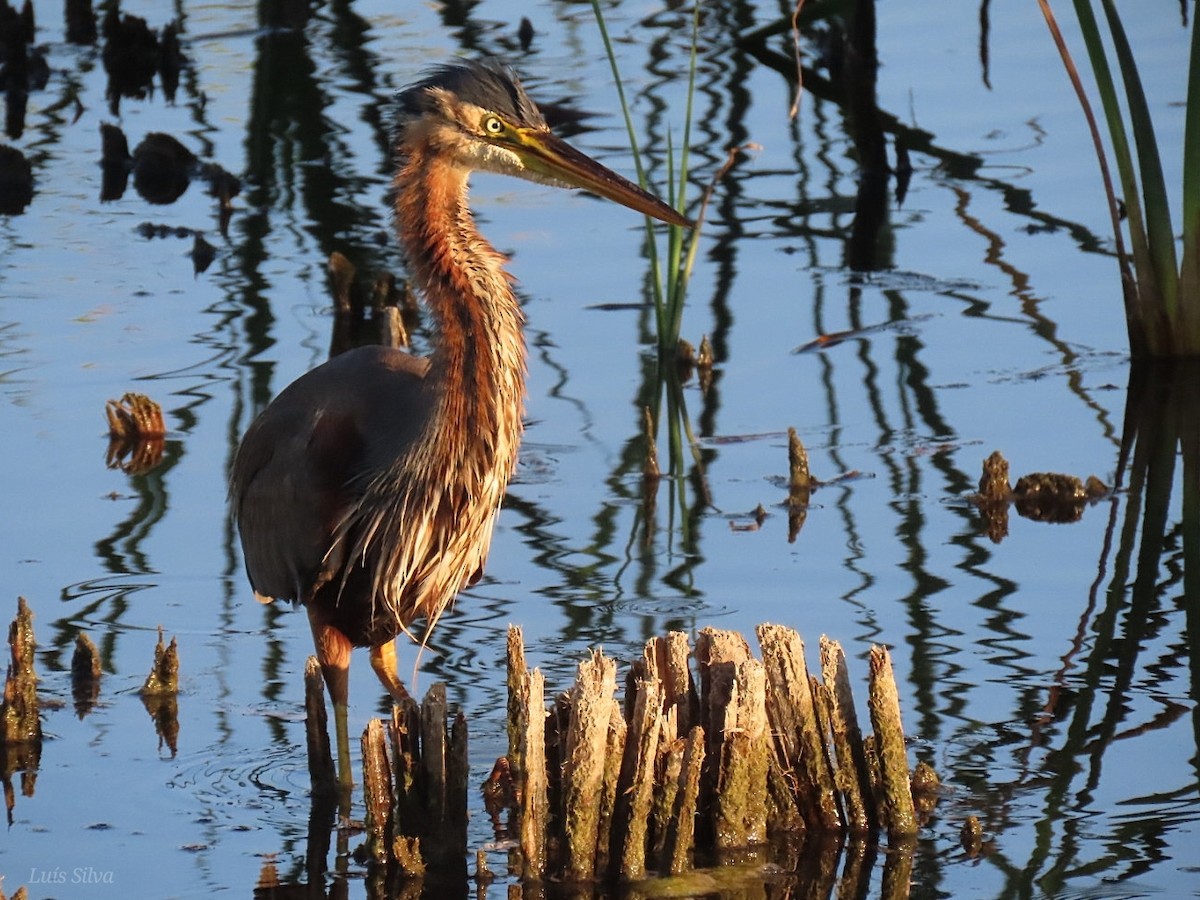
[356,684,468,876]
[518,672,549,880]
[560,650,617,881]
[787,427,811,541]
[611,671,661,879]
[140,627,179,695]
[711,658,770,849]
[820,636,876,833]
[658,726,705,875]
[756,624,843,832]
[362,717,392,865]
[303,656,336,797]
[500,623,930,884]
[867,645,917,841]
[419,683,468,867]
[390,697,425,877]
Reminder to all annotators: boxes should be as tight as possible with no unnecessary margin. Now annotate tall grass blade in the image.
[589,0,667,318]
[1179,10,1200,348]
[1039,0,1146,353]
[1097,0,1179,325]
[590,0,700,356]
[1067,0,1161,329]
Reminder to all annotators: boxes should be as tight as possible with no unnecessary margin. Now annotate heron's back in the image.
[231,345,433,640]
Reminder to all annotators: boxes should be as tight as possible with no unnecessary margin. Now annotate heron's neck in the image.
[393,146,527,462]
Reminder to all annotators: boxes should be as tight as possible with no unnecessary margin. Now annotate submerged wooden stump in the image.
[71,632,103,718]
[357,682,469,878]
[2,598,43,827]
[503,623,931,883]
[1,598,41,748]
[139,628,180,755]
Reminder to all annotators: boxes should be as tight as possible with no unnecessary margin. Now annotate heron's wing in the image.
[230,346,432,603]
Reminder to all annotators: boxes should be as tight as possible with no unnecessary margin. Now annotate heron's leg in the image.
[307,606,353,808]
[369,638,411,703]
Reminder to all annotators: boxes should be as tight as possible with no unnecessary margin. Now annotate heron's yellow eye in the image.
[483,115,505,136]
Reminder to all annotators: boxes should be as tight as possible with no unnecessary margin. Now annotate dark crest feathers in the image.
[395,58,546,130]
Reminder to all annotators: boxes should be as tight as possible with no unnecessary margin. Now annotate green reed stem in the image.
[1045,0,1199,355]
[1096,0,1178,321]
[590,0,699,355]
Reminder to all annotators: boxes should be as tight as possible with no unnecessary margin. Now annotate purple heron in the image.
[230,60,688,793]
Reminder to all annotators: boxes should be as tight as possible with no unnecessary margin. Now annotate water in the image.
[1,0,1197,897]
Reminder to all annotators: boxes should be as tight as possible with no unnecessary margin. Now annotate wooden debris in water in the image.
[696,628,770,849]
[970,450,1111,539]
[303,656,336,797]
[507,628,549,880]
[911,760,941,824]
[390,698,427,877]
[328,252,414,356]
[357,682,469,877]
[503,623,931,882]
[612,667,658,879]
[975,449,1011,501]
[1,598,40,747]
[960,814,984,857]
[819,637,875,834]
[106,391,165,441]
[2,599,43,826]
[378,305,408,348]
[561,650,617,881]
[787,427,811,542]
[657,726,705,875]
[867,645,916,841]
[328,251,356,314]
[139,627,179,755]
[788,427,811,494]
[71,632,102,718]
[1012,472,1103,522]
[757,624,842,832]
[104,392,166,473]
[140,627,178,695]
[362,717,392,865]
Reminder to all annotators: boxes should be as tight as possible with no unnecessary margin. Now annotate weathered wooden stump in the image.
[502,623,932,883]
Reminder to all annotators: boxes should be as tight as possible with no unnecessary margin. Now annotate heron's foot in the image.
[369,639,411,703]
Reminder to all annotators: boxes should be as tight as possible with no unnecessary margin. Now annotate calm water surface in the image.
[1,0,1196,897]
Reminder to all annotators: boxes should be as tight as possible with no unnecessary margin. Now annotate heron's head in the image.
[395,59,690,227]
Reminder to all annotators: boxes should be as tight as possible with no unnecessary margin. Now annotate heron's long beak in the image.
[516,129,693,229]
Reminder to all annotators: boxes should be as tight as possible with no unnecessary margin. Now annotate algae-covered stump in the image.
[502,623,933,882]
[355,683,470,878]
[1,598,40,748]
[139,628,180,755]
